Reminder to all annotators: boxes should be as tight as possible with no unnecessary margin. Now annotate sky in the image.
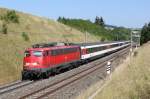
[0,0,150,28]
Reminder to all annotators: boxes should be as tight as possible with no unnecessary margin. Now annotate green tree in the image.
[94,16,105,27]
[57,17,67,24]
[0,10,19,34]
[140,24,147,44]
[140,23,150,45]
[99,17,105,27]
[57,16,62,22]
[95,16,100,25]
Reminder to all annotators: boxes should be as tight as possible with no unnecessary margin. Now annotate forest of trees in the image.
[57,16,130,41]
[140,23,150,45]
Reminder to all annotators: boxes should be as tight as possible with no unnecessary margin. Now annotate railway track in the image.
[20,47,129,99]
[0,80,22,90]
[0,80,34,95]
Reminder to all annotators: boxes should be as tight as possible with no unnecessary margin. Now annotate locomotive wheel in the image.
[42,72,49,79]
[22,74,27,80]
[22,71,29,80]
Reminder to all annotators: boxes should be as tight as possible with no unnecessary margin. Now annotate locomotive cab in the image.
[23,50,44,70]
[22,49,50,79]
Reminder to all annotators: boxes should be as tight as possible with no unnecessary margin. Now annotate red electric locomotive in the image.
[22,43,81,79]
[22,41,130,79]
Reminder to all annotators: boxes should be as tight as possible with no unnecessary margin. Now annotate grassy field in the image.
[77,43,150,99]
[0,8,100,85]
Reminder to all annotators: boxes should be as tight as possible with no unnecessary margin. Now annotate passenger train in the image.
[22,41,130,79]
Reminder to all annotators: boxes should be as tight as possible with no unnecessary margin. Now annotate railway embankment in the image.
[77,43,150,99]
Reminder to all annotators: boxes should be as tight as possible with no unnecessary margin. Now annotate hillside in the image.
[77,44,150,99]
[0,8,99,85]
[58,17,131,41]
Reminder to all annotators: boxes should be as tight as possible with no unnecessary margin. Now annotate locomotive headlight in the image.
[25,62,39,66]
[32,62,38,66]
[25,63,30,66]
[32,62,39,66]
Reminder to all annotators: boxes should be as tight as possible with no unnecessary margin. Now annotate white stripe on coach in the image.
[81,44,130,59]
[81,41,127,49]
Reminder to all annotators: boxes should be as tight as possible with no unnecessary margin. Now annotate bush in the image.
[22,32,30,41]
[2,23,7,34]
[101,37,105,42]
[0,10,19,35]
[1,10,19,23]
[6,10,19,23]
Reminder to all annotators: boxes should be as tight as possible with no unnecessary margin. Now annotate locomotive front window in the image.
[24,51,30,57]
[33,51,42,57]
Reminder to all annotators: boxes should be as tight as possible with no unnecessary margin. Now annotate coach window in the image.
[95,47,99,52]
[90,48,94,53]
[55,50,58,55]
[51,50,56,56]
[48,50,51,55]
[101,46,105,50]
[70,48,74,53]
[63,48,67,54]
[87,48,91,53]
[98,47,102,51]
[56,49,61,55]
[63,49,65,54]
[56,49,60,55]
[60,49,63,55]
[113,44,116,47]
[94,47,96,52]
[73,48,76,52]
[66,48,70,53]
[114,44,118,47]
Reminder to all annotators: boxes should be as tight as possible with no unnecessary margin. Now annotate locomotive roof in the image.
[26,45,79,51]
